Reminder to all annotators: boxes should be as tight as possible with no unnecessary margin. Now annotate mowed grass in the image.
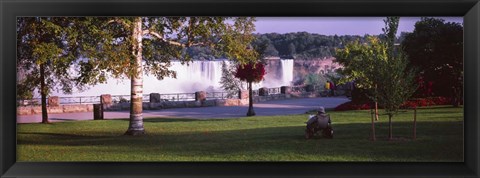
[17,106,463,162]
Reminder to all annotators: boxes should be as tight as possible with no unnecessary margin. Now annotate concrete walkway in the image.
[17,97,350,123]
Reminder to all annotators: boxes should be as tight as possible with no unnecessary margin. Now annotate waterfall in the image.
[51,59,294,97]
[280,59,294,86]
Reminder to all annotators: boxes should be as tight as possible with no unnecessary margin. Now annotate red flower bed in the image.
[400,97,450,109]
[335,97,452,111]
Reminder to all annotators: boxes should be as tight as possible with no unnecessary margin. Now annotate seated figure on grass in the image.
[305,106,334,139]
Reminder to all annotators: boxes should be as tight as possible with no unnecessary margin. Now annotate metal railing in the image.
[159,93,196,101]
[17,98,42,106]
[267,87,281,95]
[111,95,130,104]
[17,87,301,106]
[291,86,306,93]
[206,92,232,100]
[252,90,259,97]
[60,96,101,104]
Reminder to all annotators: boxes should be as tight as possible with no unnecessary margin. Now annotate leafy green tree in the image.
[374,53,417,140]
[304,74,320,86]
[379,17,418,140]
[287,43,296,56]
[17,17,80,123]
[376,17,417,140]
[336,17,417,140]
[335,36,380,92]
[401,17,463,105]
[335,36,383,122]
[74,17,257,135]
[382,17,400,54]
[253,32,374,59]
[304,73,327,87]
[220,61,245,98]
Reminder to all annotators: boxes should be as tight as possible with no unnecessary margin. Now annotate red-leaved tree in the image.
[235,62,266,116]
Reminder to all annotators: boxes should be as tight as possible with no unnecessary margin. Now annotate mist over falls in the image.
[53,59,295,97]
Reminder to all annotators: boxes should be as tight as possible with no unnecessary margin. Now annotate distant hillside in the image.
[185,32,408,60]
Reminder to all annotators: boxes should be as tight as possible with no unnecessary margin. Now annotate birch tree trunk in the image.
[125,17,145,135]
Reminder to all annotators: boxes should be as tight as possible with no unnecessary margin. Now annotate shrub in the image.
[335,101,371,111]
[351,88,371,104]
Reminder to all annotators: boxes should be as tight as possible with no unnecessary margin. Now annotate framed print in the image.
[1,0,479,177]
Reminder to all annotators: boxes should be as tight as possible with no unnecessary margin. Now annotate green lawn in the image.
[17,106,463,162]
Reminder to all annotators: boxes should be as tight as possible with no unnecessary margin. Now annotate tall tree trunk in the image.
[125,17,145,135]
[246,81,255,116]
[413,107,417,140]
[371,109,376,141]
[452,86,461,107]
[374,84,379,121]
[40,63,49,124]
[388,114,393,140]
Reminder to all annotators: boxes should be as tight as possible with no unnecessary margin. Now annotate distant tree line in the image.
[185,32,412,60]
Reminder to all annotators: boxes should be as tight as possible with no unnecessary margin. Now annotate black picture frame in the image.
[1,0,479,177]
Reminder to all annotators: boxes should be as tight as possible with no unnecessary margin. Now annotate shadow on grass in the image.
[17,120,463,162]
[142,118,233,123]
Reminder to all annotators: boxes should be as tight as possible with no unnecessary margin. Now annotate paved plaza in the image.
[17,97,350,123]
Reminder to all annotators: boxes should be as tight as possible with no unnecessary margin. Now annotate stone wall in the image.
[17,104,94,115]
[103,98,251,111]
[17,87,323,115]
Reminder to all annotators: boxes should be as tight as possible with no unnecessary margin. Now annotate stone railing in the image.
[17,86,329,115]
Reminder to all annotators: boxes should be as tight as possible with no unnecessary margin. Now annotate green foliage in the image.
[304,74,326,86]
[335,17,417,117]
[335,36,386,89]
[16,17,81,99]
[325,71,342,86]
[220,61,245,98]
[375,17,417,116]
[382,16,400,52]
[252,32,376,59]
[374,53,417,116]
[74,17,258,84]
[401,17,463,98]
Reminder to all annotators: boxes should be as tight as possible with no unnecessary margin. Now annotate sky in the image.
[253,17,463,36]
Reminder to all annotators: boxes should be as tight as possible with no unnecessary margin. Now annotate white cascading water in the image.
[52,59,293,97]
[280,59,294,87]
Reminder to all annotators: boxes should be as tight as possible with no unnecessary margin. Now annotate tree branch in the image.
[144,30,184,47]
[107,18,130,28]
[144,30,207,47]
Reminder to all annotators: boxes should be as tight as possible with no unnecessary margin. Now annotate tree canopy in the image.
[220,61,245,98]
[70,17,258,135]
[401,17,463,98]
[74,17,257,84]
[335,36,384,89]
[253,32,372,59]
[17,17,83,123]
[17,17,80,99]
